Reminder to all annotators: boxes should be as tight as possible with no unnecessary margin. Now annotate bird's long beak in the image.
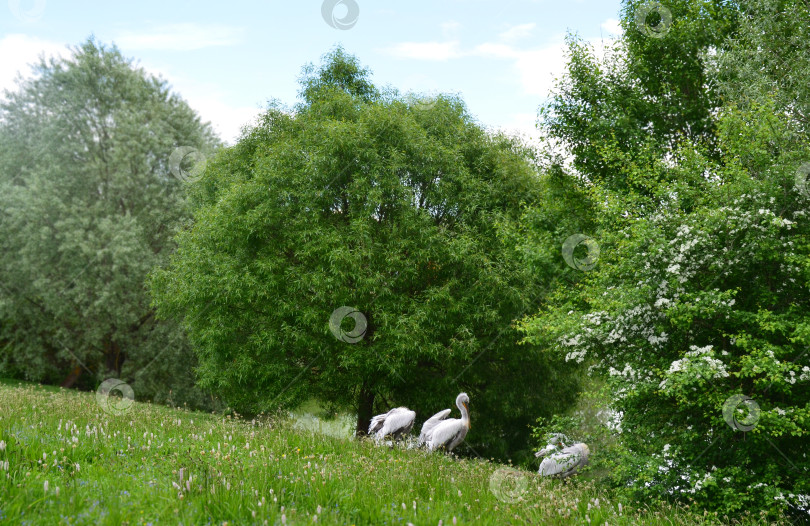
[463,403,470,428]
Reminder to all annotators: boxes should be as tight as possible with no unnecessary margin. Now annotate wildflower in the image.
[44,480,49,493]
[0,440,5,451]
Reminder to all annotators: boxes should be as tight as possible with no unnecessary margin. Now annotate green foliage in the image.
[525,0,810,519]
[541,0,740,195]
[713,0,810,140]
[523,99,810,518]
[150,48,581,460]
[0,38,221,409]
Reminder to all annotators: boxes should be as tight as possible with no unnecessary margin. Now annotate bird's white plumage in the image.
[418,409,451,447]
[426,393,470,453]
[536,439,589,478]
[368,406,416,442]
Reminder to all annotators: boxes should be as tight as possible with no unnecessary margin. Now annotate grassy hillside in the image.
[0,382,781,525]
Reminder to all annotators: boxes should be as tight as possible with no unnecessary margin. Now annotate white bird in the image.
[535,433,590,478]
[417,409,452,447]
[368,406,416,443]
[426,393,470,453]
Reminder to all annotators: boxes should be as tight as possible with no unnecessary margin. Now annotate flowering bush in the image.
[520,101,810,518]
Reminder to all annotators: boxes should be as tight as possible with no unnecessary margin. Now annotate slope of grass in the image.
[0,382,782,525]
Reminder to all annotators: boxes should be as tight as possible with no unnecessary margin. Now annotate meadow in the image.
[0,381,784,525]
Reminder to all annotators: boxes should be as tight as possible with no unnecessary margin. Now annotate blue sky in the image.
[0,0,623,144]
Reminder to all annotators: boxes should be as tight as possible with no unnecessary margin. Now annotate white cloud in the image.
[0,34,259,145]
[113,23,244,51]
[137,61,262,145]
[0,34,69,96]
[182,92,263,145]
[441,21,462,40]
[498,111,541,141]
[472,38,568,98]
[601,18,623,36]
[384,41,462,61]
[383,19,619,99]
[498,23,536,43]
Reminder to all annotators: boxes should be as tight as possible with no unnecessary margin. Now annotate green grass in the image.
[0,381,784,525]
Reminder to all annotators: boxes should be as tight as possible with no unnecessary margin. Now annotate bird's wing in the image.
[381,409,416,437]
[535,444,560,457]
[538,446,588,476]
[418,409,451,444]
[368,408,395,435]
[561,443,590,464]
[428,418,464,450]
[539,453,577,476]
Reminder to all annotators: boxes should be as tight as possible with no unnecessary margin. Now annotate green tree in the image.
[521,0,810,516]
[540,0,739,197]
[150,49,580,459]
[713,0,810,141]
[0,38,220,408]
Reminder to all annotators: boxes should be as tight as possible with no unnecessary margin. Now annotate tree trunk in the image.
[104,339,125,377]
[355,385,375,438]
[60,365,82,388]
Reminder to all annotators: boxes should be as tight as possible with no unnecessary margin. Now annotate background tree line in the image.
[0,0,807,519]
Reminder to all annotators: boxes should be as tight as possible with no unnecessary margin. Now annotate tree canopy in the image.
[150,48,582,460]
[521,0,810,518]
[0,38,221,408]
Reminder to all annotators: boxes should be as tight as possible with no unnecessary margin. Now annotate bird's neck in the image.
[458,401,470,428]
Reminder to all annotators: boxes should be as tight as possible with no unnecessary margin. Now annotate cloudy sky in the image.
[0,0,623,144]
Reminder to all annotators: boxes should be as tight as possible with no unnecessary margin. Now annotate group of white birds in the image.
[367,392,590,477]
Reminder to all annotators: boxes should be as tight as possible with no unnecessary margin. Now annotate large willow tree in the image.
[150,49,580,459]
[0,38,220,408]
